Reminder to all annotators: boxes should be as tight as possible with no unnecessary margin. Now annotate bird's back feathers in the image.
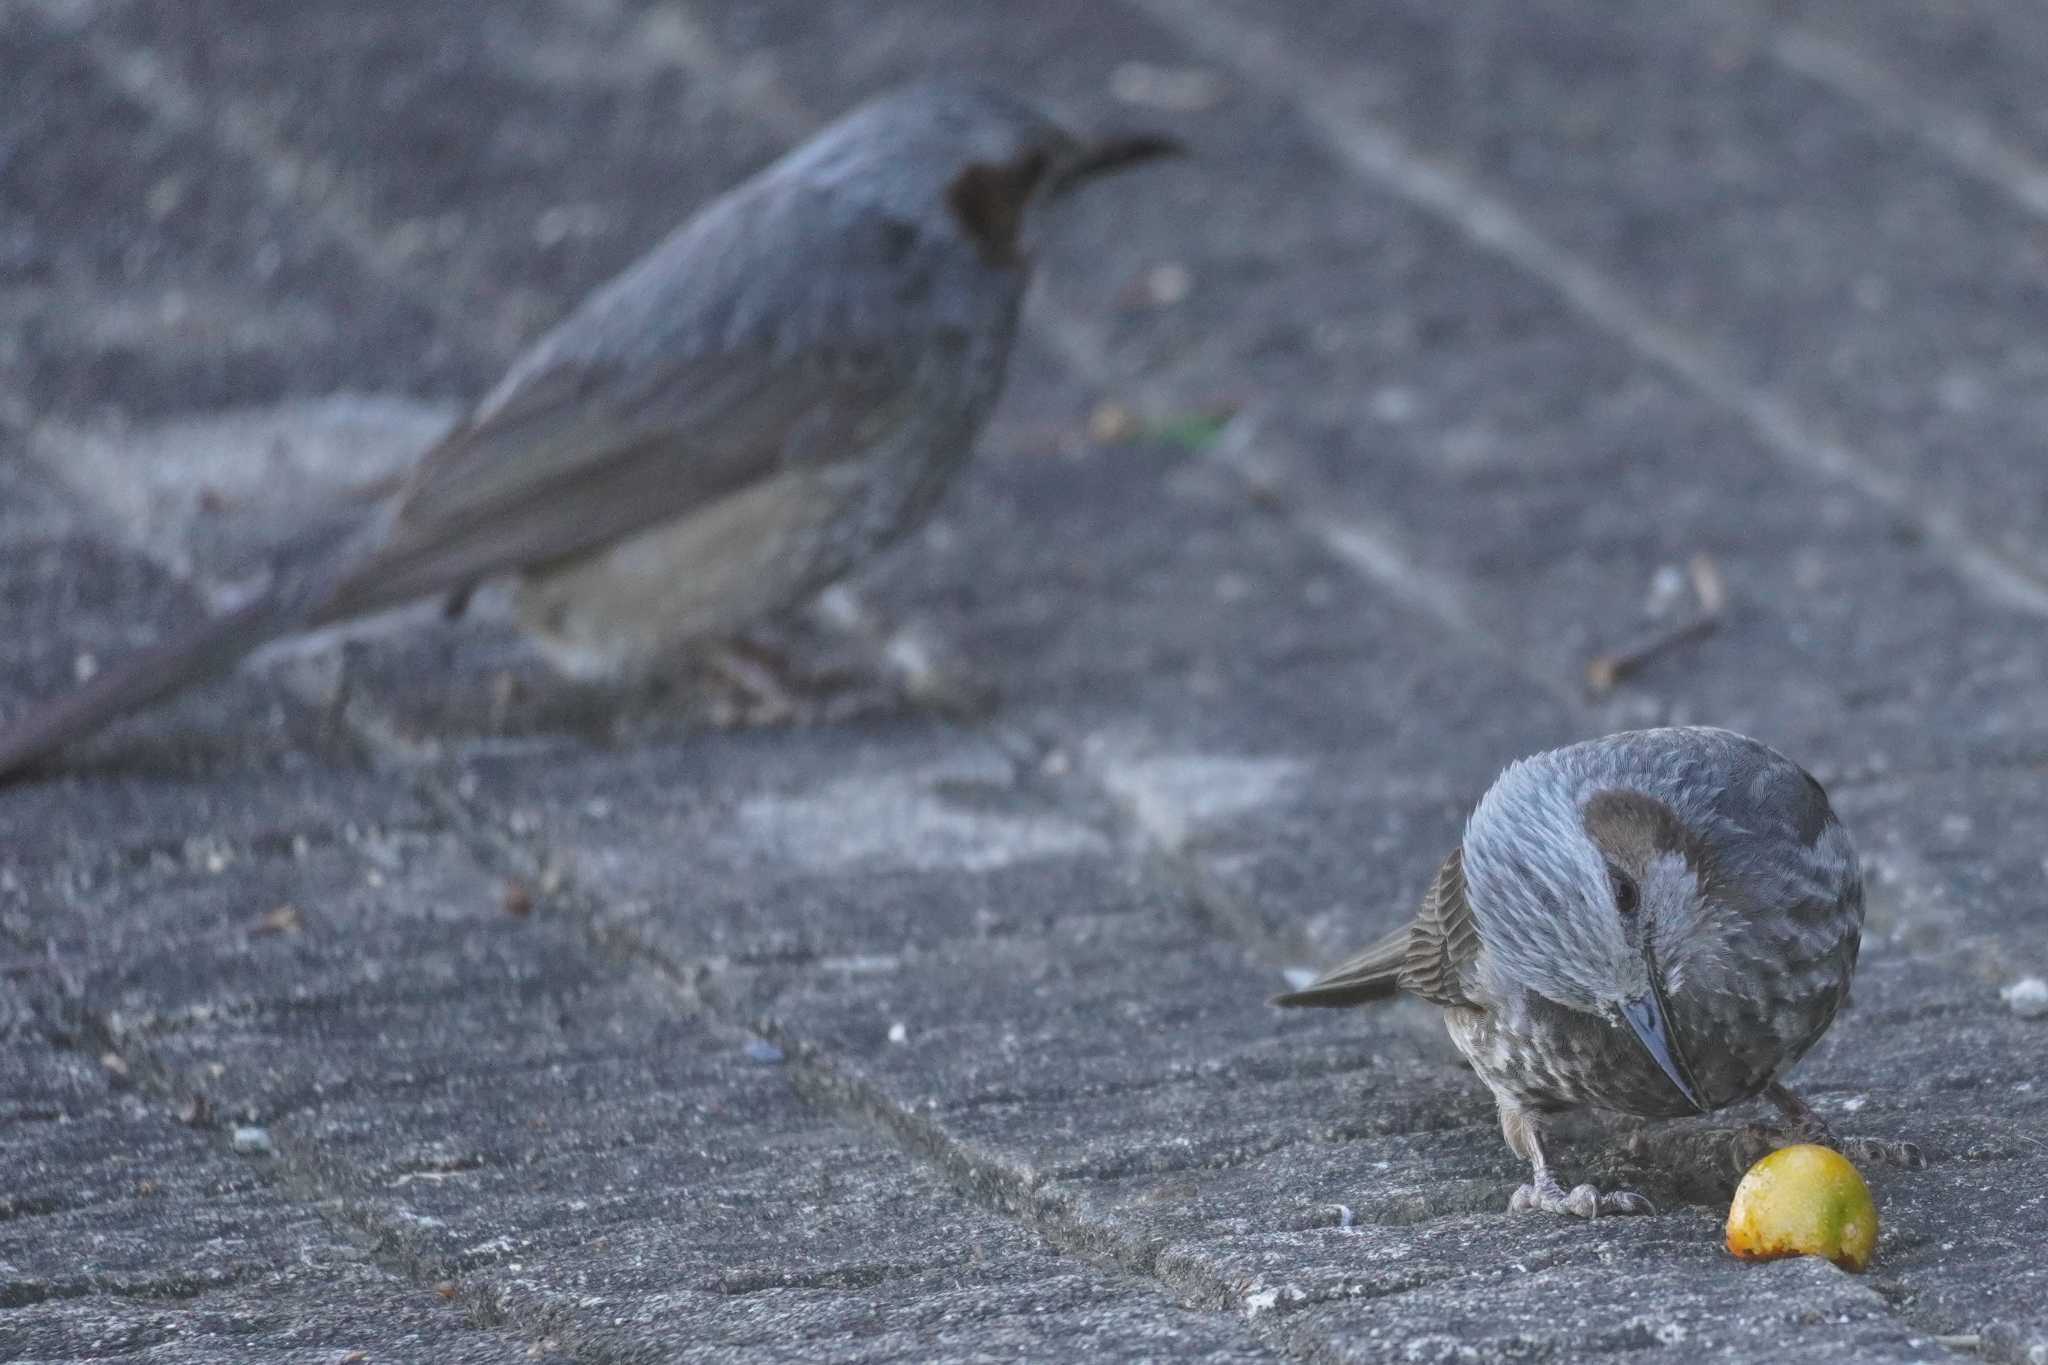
[0,130,1012,780]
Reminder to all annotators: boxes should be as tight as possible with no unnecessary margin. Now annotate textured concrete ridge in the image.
[3,1,2046,1361]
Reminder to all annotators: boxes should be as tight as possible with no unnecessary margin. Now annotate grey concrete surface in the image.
[3,1,2046,1361]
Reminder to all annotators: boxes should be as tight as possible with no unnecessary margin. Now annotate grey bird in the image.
[1276,726,1917,1217]
[0,82,1179,779]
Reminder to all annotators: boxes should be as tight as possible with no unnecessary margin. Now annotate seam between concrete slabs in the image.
[1120,0,2048,621]
[1764,25,2048,225]
[398,762,1310,1357]
[1018,306,1597,714]
[407,749,1520,1235]
[25,988,544,1336]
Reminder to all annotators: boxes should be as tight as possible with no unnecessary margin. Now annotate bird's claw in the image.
[1510,1177,1655,1218]
[897,653,999,720]
[702,642,806,725]
[1778,1115,1926,1169]
[1838,1136,1926,1169]
[1598,1188,1657,1216]
[879,630,999,720]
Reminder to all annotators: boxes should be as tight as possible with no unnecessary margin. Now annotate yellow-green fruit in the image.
[1725,1143,1879,1273]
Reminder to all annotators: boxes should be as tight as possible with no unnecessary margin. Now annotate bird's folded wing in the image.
[1271,847,1477,1009]
[1398,846,1478,1009]
[318,347,908,621]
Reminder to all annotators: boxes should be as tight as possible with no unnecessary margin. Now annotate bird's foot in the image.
[1779,1120,1926,1170]
[702,641,806,726]
[320,640,369,747]
[1843,1136,1926,1168]
[880,630,998,720]
[810,585,998,720]
[1509,1174,1655,1218]
[1764,1084,1925,1168]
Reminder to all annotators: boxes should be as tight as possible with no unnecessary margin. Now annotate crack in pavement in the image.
[390,759,1302,1351]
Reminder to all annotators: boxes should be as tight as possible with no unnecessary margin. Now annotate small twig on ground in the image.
[1585,553,1727,696]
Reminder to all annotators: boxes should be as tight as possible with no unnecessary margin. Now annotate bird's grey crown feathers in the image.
[770,81,1075,216]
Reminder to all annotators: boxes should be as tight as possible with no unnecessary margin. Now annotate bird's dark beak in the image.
[1619,976,1707,1113]
[1047,132,1185,198]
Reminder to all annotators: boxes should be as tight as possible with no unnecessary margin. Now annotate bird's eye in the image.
[1607,862,1639,916]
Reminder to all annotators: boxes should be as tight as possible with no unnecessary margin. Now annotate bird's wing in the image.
[318,181,978,621]
[0,353,855,774]
[0,182,977,778]
[1271,848,1476,1009]
[319,346,910,620]
[1396,846,1479,1009]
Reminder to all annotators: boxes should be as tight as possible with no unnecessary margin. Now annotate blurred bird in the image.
[1276,726,1918,1217]
[0,81,1179,779]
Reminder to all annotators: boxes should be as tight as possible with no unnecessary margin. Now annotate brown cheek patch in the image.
[1581,788,1726,896]
[945,150,1047,266]
[1584,787,1736,946]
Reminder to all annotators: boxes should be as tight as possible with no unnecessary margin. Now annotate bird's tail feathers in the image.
[0,573,335,780]
[1272,926,1410,1008]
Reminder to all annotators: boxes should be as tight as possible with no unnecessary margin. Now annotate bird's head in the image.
[1462,753,1722,1113]
[779,80,1183,266]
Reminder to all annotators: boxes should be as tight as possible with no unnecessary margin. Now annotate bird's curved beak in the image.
[1047,132,1185,198]
[1620,974,1707,1113]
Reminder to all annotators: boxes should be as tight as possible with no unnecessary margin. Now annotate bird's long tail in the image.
[0,580,325,780]
[1271,925,1409,1008]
